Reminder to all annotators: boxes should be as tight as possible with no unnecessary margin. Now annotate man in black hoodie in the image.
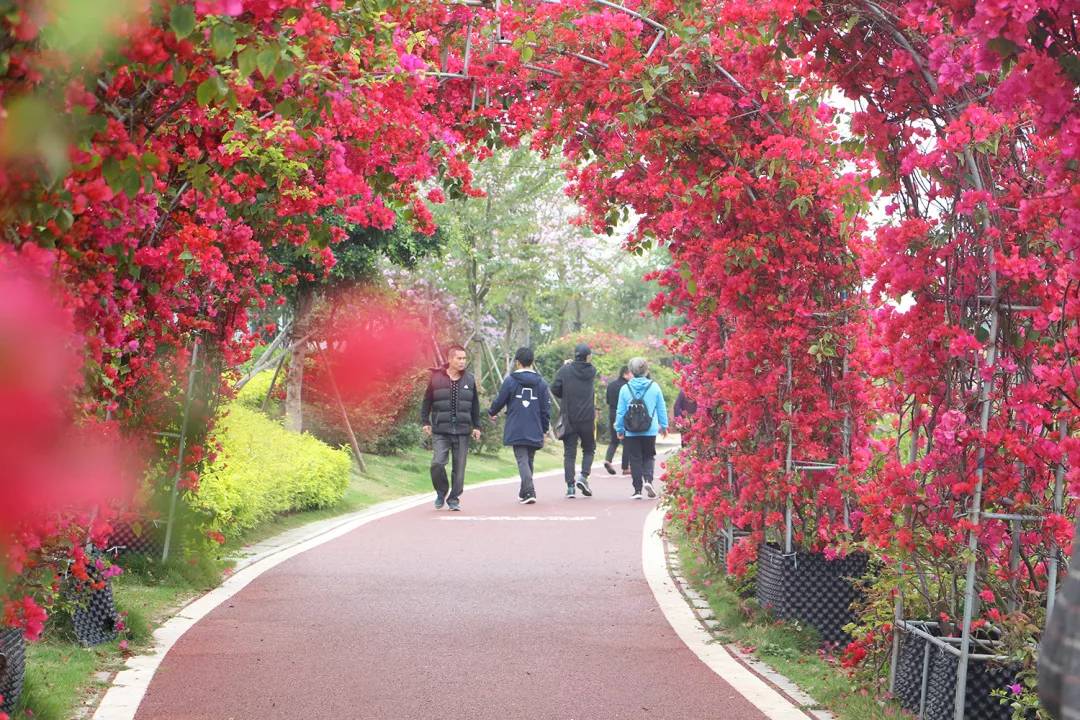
[420,345,481,511]
[552,343,597,498]
[603,365,632,475]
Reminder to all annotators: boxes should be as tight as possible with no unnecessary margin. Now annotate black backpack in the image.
[624,381,654,433]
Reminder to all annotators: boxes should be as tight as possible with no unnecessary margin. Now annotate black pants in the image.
[562,419,596,485]
[513,445,537,499]
[431,433,469,502]
[604,416,628,469]
[623,435,656,493]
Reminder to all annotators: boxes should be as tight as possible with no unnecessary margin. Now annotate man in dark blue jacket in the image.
[488,347,551,503]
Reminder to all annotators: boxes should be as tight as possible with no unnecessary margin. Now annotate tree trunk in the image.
[284,285,315,433]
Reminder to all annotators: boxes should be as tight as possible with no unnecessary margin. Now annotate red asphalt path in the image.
[135,468,771,720]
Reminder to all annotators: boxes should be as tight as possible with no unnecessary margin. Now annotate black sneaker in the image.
[565,484,576,499]
[604,461,616,475]
[631,492,643,500]
[643,482,656,499]
[575,474,592,497]
[434,495,446,510]
[521,496,536,505]
[448,501,461,511]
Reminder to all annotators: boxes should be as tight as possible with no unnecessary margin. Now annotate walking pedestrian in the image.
[1040,513,1080,718]
[615,357,668,500]
[420,345,481,511]
[673,389,698,447]
[488,347,550,504]
[604,365,632,475]
[552,343,597,498]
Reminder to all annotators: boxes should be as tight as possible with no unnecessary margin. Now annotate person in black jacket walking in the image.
[603,366,632,475]
[420,345,481,511]
[488,347,550,504]
[552,343,597,498]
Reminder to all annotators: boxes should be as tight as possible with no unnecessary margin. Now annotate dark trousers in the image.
[431,433,469,502]
[604,416,628,469]
[513,445,538,499]
[623,435,657,493]
[562,419,596,484]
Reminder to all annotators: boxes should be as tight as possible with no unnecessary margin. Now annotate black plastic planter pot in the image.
[106,519,164,557]
[755,543,868,646]
[893,621,1018,720]
[0,627,26,716]
[70,579,120,647]
[710,530,750,573]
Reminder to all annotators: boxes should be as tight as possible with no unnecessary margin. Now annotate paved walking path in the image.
[132,466,778,720]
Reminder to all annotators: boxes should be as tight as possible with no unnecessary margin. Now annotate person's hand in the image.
[422,425,432,436]
[472,428,481,441]
[660,428,669,439]
[617,433,625,440]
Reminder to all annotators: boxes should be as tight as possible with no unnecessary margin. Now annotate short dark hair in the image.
[446,344,467,358]
[514,346,534,367]
[619,365,629,376]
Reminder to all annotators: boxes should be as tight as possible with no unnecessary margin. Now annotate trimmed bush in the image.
[195,405,352,537]
[234,369,282,412]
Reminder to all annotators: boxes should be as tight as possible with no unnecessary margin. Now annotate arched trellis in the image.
[418,5,1074,720]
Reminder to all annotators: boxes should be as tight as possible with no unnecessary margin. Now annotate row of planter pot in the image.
[0,523,151,716]
[0,576,123,714]
[707,535,1018,720]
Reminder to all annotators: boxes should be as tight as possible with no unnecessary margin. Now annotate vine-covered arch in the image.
[1,1,1078,717]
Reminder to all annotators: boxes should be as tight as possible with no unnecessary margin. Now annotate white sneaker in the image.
[631,492,643,500]
[643,482,656,498]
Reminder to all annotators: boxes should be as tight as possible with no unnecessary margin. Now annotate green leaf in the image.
[238,46,258,78]
[196,78,219,107]
[256,47,278,78]
[274,98,298,118]
[179,249,195,261]
[987,36,1021,60]
[120,168,141,198]
[273,59,295,83]
[57,208,74,230]
[211,23,237,60]
[102,156,122,189]
[642,80,654,101]
[170,5,196,40]
[173,62,189,86]
[520,46,534,63]
[1059,54,1080,85]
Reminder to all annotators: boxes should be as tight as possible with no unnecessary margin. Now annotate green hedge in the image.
[234,369,280,412]
[195,404,352,537]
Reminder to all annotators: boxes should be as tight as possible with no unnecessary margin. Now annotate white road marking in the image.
[436,515,597,521]
[641,507,811,720]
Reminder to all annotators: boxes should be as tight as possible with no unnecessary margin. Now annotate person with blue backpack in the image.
[614,356,669,499]
[488,346,551,504]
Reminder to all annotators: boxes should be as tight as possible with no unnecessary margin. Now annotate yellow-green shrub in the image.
[234,370,280,412]
[196,404,352,537]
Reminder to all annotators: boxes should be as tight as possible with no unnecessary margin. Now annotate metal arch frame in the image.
[439,5,1071,716]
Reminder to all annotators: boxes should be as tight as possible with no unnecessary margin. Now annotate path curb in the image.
[641,507,833,720]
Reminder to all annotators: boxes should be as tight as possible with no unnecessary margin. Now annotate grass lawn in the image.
[14,444,560,720]
[670,521,908,720]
